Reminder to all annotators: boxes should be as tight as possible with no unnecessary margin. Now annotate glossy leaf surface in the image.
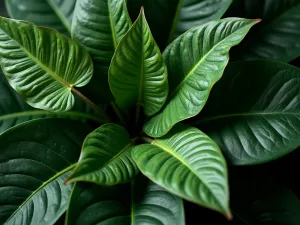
[133,124,230,218]
[229,0,300,62]
[5,0,76,33]
[109,9,168,116]
[66,176,184,225]
[0,118,92,225]
[66,123,138,185]
[0,17,93,112]
[72,0,131,103]
[196,60,300,165]
[144,18,259,137]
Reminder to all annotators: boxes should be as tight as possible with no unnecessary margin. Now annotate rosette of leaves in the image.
[1,1,300,225]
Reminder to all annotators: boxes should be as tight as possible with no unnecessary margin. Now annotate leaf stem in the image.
[71,88,112,123]
[111,102,126,126]
[141,136,154,144]
[135,103,141,125]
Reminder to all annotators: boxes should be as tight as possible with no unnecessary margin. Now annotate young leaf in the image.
[194,60,300,165]
[66,123,138,185]
[5,0,76,34]
[0,17,93,112]
[66,175,184,225]
[0,118,92,225]
[143,18,259,138]
[132,124,230,218]
[228,0,300,62]
[72,0,132,103]
[109,8,168,116]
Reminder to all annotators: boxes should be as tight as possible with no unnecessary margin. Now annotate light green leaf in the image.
[72,0,132,103]
[5,0,76,34]
[66,123,138,185]
[109,8,168,116]
[133,124,230,218]
[143,18,259,138]
[229,0,300,62]
[0,17,93,112]
[194,60,300,165]
[66,175,184,225]
[0,118,93,225]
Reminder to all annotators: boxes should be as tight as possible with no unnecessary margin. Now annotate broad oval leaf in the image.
[133,124,230,218]
[229,0,300,62]
[194,60,300,165]
[143,18,259,137]
[72,0,132,103]
[0,118,92,225]
[66,175,184,225]
[0,17,93,112]
[109,8,168,116]
[5,0,76,33]
[66,123,138,185]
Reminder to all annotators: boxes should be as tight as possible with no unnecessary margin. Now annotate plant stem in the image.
[111,102,126,126]
[71,88,112,123]
[141,136,154,144]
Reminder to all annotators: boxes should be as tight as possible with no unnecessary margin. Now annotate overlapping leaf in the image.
[109,9,168,116]
[144,18,259,137]
[196,60,300,165]
[0,118,92,225]
[228,0,300,62]
[66,176,184,225]
[133,124,230,218]
[0,17,93,112]
[66,123,138,185]
[5,0,76,33]
[72,0,132,103]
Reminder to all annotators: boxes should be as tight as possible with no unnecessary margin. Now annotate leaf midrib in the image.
[107,0,118,49]
[6,163,76,223]
[152,140,226,212]
[169,20,255,98]
[167,0,184,43]
[196,111,300,124]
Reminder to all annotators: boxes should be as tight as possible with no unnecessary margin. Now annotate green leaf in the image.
[195,60,300,165]
[66,123,138,185]
[109,8,168,116]
[143,18,259,138]
[5,0,76,34]
[72,0,132,103]
[229,0,300,62]
[0,17,93,112]
[0,118,93,225]
[133,123,230,218]
[127,0,231,48]
[66,175,184,225]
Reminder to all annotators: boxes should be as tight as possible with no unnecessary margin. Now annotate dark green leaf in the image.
[72,0,132,103]
[5,0,76,34]
[0,17,93,112]
[66,175,184,225]
[229,0,300,62]
[133,123,230,218]
[195,60,300,165]
[109,8,168,116]
[144,18,259,138]
[66,123,138,185]
[0,118,92,225]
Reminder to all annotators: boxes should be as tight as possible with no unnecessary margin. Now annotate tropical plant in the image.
[1,0,300,224]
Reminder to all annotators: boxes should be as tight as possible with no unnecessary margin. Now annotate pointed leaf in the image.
[0,17,93,112]
[229,0,300,62]
[133,124,230,218]
[195,60,300,165]
[109,9,168,116]
[72,0,132,103]
[66,123,138,185]
[0,118,93,225]
[143,18,259,137]
[66,175,184,225]
[5,0,76,33]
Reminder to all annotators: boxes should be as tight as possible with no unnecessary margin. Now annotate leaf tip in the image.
[253,18,262,23]
[225,212,233,221]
